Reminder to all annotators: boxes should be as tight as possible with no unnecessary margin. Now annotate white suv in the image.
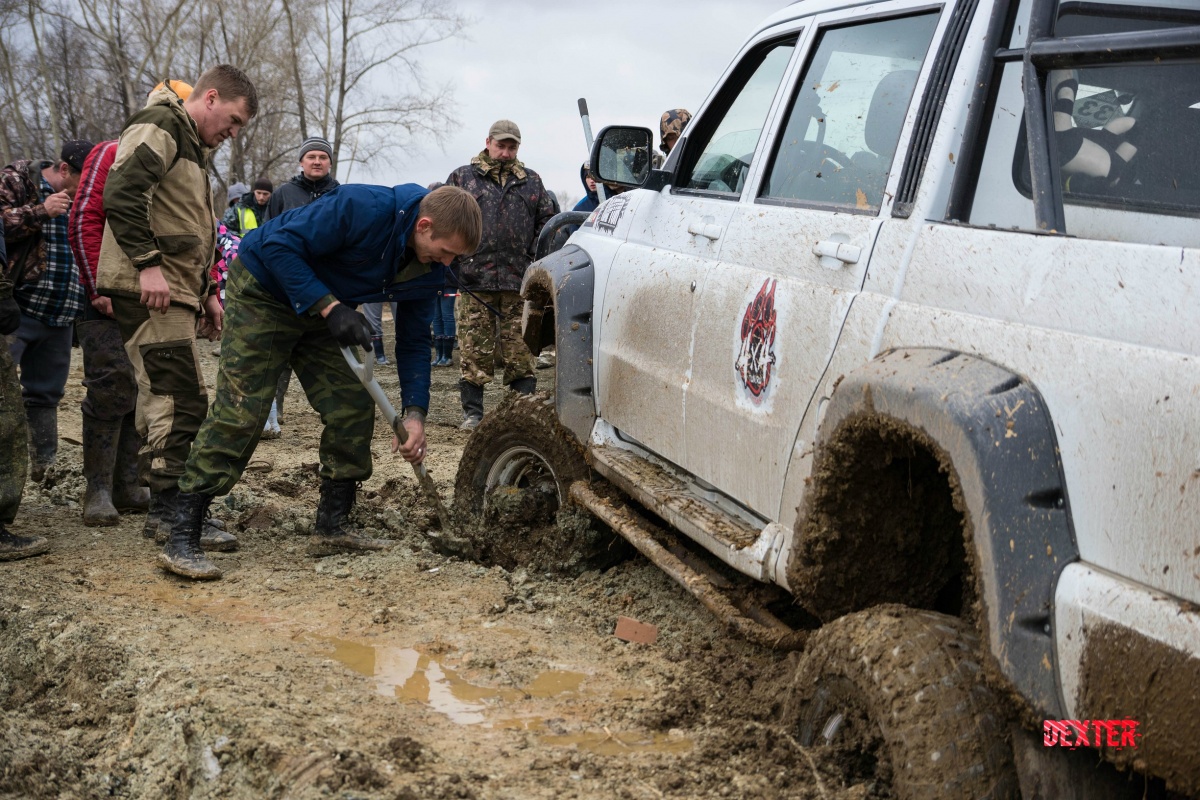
[455,0,1200,796]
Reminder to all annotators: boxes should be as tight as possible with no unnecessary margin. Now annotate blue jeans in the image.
[432,293,456,339]
[361,302,397,360]
[7,312,74,408]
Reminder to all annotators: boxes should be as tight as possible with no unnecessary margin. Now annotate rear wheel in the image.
[454,392,624,573]
[780,605,1019,799]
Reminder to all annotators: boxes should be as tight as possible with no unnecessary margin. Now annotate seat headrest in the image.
[865,69,919,156]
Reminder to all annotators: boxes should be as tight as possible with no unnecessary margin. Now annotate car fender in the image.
[799,347,1078,719]
[521,244,595,443]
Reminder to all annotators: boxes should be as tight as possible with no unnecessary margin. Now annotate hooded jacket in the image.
[237,183,444,411]
[0,159,53,285]
[97,84,216,311]
[445,153,555,293]
[264,173,340,221]
[573,162,599,213]
[221,191,268,235]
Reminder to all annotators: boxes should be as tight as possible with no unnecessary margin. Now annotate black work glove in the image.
[0,296,19,336]
[324,303,373,349]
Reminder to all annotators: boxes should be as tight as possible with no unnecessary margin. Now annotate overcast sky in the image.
[350,0,786,204]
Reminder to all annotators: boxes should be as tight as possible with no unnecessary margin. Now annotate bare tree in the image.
[299,0,466,173]
[0,0,466,187]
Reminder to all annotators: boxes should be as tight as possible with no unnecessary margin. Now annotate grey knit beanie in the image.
[299,136,333,159]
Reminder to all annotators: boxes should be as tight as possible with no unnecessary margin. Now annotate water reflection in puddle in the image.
[309,635,585,726]
[307,635,691,754]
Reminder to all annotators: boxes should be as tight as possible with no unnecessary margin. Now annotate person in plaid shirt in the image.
[1,139,94,481]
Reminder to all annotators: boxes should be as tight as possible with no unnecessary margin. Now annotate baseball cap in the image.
[488,120,521,143]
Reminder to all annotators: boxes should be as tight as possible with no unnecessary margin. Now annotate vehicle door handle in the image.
[813,239,861,269]
[687,221,723,241]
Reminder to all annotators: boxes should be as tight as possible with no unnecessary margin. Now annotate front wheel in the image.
[779,605,1019,799]
[454,392,624,574]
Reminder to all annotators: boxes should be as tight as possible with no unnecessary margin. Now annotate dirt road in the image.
[0,332,852,800]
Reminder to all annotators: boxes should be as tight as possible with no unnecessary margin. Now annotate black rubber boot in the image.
[509,376,537,395]
[148,491,235,554]
[25,406,57,482]
[0,523,49,561]
[274,368,290,425]
[307,478,392,557]
[158,491,222,579]
[143,490,170,540]
[111,413,150,512]
[459,380,485,430]
[81,414,121,527]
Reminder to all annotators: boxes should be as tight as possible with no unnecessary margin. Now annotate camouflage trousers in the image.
[0,336,27,524]
[110,297,208,494]
[457,290,534,387]
[179,260,375,496]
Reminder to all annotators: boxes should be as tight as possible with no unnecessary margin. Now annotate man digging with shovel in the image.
[163,184,481,579]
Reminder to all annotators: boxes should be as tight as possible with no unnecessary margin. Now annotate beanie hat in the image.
[252,177,273,193]
[299,136,333,159]
[227,182,249,203]
[60,139,95,173]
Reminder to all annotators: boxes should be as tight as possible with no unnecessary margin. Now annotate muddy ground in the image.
[0,322,877,800]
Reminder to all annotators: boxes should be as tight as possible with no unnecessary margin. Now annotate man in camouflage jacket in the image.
[97,64,257,578]
[445,119,555,429]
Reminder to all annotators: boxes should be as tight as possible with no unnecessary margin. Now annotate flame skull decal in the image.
[735,278,778,402]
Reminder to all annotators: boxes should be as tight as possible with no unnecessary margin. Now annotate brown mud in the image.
[0,330,876,800]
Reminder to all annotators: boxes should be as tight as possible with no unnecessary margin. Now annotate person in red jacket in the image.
[69,140,150,525]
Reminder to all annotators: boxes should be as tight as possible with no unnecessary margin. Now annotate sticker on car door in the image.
[734,278,779,409]
[592,194,631,234]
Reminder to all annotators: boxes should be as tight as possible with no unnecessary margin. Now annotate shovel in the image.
[340,345,456,535]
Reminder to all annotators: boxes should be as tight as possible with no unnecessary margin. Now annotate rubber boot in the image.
[262,400,281,439]
[150,502,235,551]
[111,413,150,512]
[437,338,453,367]
[25,406,57,482]
[274,369,290,425]
[0,523,50,561]
[143,490,171,540]
[459,380,484,430]
[81,414,121,527]
[509,376,537,395]
[307,478,392,557]
[158,490,222,579]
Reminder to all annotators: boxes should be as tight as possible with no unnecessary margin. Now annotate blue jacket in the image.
[238,183,444,412]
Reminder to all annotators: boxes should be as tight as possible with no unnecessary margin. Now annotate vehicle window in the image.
[679,40,796,196]
[759,13,939,212]
[1015,5,1200,217]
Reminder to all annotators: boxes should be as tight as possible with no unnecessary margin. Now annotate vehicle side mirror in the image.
[590,126,654,190]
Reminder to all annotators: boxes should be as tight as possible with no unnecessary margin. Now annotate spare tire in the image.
[454,392,625,573]
[780,605,1019,799]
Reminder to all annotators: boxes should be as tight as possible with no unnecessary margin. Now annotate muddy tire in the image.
[454,392,624,573]
[781,605,1018,800]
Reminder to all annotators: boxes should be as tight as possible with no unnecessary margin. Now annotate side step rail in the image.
[569,481,808,651]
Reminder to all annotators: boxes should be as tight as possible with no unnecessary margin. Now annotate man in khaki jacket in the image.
[97,64,257,571]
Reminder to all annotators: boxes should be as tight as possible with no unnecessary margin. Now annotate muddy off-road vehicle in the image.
[454,0,1200,796]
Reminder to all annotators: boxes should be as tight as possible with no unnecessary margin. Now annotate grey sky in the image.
[353,0,785,204]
